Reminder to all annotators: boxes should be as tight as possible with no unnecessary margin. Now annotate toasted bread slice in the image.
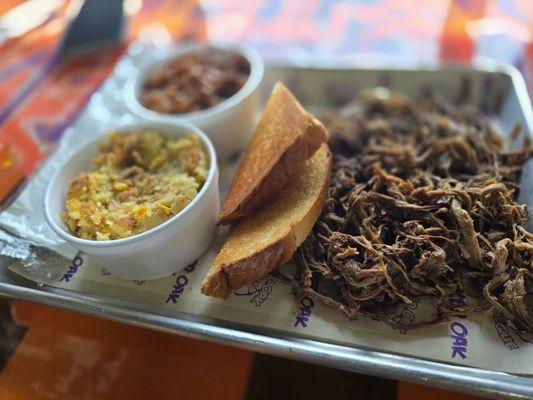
[202,144,332,299]
[217,82,329,225]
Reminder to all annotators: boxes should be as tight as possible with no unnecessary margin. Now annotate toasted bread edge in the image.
[218,115,328,225]
[202,146,332,299]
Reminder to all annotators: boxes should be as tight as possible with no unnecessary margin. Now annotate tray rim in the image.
[1,60,533,400]
[1,275,532,400]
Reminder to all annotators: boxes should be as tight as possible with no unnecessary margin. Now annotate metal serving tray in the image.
[1,61,533,399]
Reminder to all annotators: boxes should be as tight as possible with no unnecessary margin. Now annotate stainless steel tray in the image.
[1,61,533,400]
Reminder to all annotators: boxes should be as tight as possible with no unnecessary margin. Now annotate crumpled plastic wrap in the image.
[0,43,153,261]
[0,229,71,283]
[0,230,30,260]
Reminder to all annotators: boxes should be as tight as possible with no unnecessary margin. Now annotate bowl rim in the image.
[44,120,218,248]
[123,42,264,123]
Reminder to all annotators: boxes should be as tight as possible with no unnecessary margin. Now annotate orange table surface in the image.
[0,301,488,400]
[1,301,253,400]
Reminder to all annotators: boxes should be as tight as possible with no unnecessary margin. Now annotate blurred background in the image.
[0,0,532,201]
[0,1,532,399]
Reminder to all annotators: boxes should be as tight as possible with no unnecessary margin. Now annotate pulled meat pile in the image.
[288,89,533,332]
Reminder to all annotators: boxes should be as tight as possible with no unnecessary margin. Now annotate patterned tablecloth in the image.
[0,0,532,202]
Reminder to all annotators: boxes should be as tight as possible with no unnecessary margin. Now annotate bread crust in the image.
[200,239,287,299]
[217,83,329,225]
[200,268,231,299]
[201,146,332,299]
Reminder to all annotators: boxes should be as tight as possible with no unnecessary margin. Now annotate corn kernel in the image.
[114,182,128,191]
[96,232,110,241]
[134,206,149,221]
[158,203,172,214]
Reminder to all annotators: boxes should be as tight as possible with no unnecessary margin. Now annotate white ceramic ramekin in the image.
[44,121,219,280]
[123,42,264,161]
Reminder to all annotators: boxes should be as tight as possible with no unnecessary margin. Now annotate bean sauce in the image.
[140,49,250,114]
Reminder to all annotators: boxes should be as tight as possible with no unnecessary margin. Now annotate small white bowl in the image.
[44,121,219,280]
[123,42,264,161]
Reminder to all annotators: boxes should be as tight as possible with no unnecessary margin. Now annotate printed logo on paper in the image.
[233,275,277,307]
[383,302,419,335]
[165,261,197,304]
[493,310,520,351]
[294,296,314,328]
[450,321,468,359]
[59,255,84,283]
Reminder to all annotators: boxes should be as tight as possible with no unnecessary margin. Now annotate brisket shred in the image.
[282,89,533,333]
